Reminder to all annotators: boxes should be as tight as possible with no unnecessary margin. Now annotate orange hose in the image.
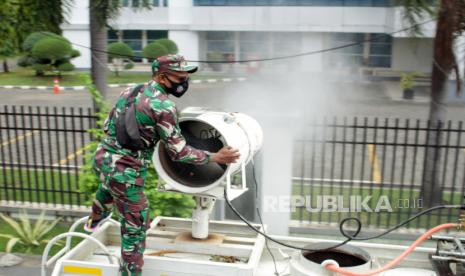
[324,223,459,276]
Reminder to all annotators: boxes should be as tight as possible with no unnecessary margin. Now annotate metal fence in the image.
[1,106,464,229]
[0,105,97,207]
[293,117,465,229]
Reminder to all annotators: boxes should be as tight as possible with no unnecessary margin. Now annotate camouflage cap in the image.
[151,54,198,74]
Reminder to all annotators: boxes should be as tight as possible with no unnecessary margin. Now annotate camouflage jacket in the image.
[97,80,210,184]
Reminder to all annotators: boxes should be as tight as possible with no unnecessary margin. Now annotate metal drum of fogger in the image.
[153,107,263,197]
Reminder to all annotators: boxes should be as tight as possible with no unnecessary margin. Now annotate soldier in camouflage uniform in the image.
[85,54,240,276]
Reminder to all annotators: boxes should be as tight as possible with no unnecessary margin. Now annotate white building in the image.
[63,0,437,74]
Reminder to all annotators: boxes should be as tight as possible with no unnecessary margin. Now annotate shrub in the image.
[57,62,75,72]
[142,42,168,61]
[0,210,61,253]
[207,51,224,71]
[400,71,423,90]
[17,32,80,76]
[32,38,72,62]
[154,38,178,54]
[108,42,134,77]
[22,31,61,53]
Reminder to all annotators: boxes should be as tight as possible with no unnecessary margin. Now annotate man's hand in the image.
[210,146,241,164]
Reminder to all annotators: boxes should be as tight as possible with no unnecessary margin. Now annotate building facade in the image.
[63,0,439,74]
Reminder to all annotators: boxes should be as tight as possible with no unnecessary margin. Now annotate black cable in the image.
[224,162,465,252]
[39,18,434,64]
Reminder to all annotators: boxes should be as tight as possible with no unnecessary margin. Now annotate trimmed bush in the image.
[154,38,178,54]
[57,62,75,72]
[108,42,134,76]
[207,51,224,71]
[18,32,79,76]
[142,42,169,61]
[22,32,61,53]
[108,42,133,59]
[32,38,72,61]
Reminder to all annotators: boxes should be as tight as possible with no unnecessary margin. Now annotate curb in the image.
[0,77,247,91]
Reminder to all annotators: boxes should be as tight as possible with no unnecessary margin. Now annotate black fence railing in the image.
[1,106,464,230]
[0,106,97,207]
[293,117,465,229]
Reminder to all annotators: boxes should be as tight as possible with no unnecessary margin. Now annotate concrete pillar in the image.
[61,0,91,69]
[255,115,295,236]
[169,31,200,64]
[455,34,465,82]
[167,0,199,64]
[142,30,148,64]
[300,32,324,72]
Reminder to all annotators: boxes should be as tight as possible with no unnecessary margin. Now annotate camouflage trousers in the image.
[91,148,150,276]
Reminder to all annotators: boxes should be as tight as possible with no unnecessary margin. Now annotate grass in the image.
[1,166,462,231]
[291,183,463,229]
[0,168,87,206]
[0,220,86,255]
[0,68,227,86]
[0,69,88,86]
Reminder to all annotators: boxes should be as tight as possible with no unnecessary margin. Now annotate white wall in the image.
[300,33,324,72]
[63,30,91,69]
[391,38,433,73]
[61,0,90,69]
[169,31,199,65]
[258,116,295,236]
[390,7,436,38]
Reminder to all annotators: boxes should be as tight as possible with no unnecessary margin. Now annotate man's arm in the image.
[154,100,210,165]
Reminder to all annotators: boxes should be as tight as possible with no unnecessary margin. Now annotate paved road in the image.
[1,77,465,121]
[2,76,465,195]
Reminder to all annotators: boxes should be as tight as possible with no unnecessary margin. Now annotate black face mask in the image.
[164,75,189,98]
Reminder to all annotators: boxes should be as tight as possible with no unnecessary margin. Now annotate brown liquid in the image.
[303,251,367,267]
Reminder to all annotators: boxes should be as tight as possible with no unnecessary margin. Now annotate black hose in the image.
[224,188,465,252]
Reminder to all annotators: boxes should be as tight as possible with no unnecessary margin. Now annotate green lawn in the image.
[0,68,227,86]
[1,166,462,230]
[0,168,86,206]
[291,183,463,229]
[0,69,88,86]
[0,220,86,255]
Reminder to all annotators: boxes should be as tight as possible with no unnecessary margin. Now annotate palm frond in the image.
[0,213,27,241]
[6,238,21,253]
[36,217,61,242]
[397,0,437,35]
[32,211,46,238]
[0,233,17,239]
[19,210,33,243]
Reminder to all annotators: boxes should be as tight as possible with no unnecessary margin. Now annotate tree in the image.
[142,42,169,61]
[0,0,18,73]
[400,0,465,206]
[12,0,73,45]
[0,0,74,73]
[108,42,134,76]
[88,0,150,103]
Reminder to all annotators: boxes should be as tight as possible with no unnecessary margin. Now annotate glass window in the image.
[324,32,365,69]
[369,33,392,67]
[239,32,269,59]
[108,30,119,41]
[122,30,143,62]
[121,0,129,7]
[193,0,393,6]
[205,31,235,62]
[206,32,234,40]
[147,30,168,43]
[123,30,142,40]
